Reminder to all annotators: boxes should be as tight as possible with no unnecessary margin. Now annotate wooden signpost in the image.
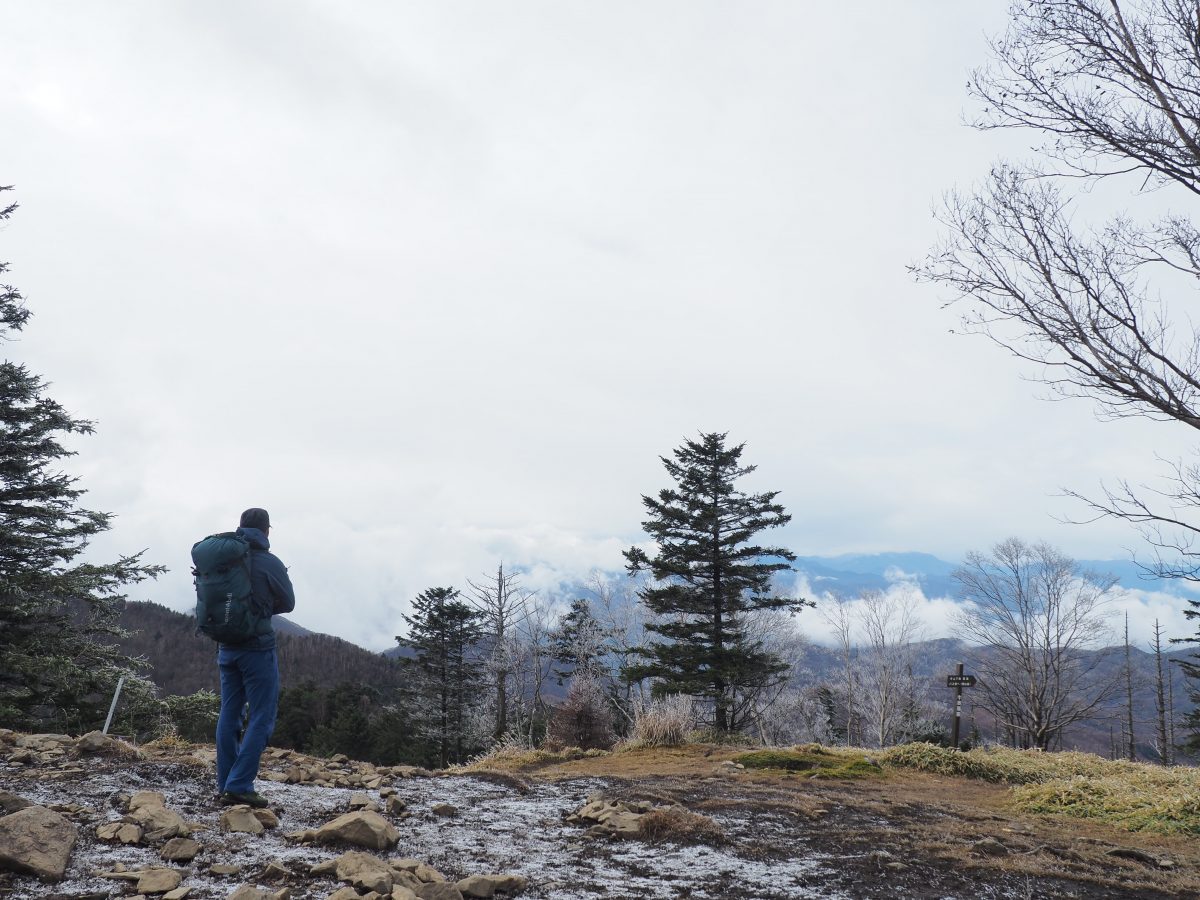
[946,662,975,749]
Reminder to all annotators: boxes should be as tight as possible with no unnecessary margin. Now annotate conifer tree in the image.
[624,432,809,733]
[0,187,163,731]
[1174,597,1200,753]
[398,586,485,767]
[550,598,607,684]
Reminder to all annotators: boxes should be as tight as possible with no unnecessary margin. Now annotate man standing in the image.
[215,507,295,808]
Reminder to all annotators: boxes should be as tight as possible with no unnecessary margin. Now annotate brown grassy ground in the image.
[476,743,1200,898]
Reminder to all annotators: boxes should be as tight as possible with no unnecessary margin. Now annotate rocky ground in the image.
[0,731,1196,899]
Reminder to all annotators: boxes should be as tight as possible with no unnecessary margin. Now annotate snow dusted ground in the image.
[0,756,846,899]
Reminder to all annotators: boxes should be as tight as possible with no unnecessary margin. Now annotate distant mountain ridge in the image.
[116,601,403,697]
[779,552,1193,601]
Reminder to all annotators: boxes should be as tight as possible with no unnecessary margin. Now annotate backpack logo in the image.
[191,532,260,643]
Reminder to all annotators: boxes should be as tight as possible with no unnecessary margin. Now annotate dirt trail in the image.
[0,744,1195,899]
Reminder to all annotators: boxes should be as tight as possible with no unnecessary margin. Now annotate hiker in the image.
[205,507,296,808]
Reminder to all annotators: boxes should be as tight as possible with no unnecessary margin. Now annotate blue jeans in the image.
[216,645,279,794]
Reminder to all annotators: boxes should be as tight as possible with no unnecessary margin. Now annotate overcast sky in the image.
[5,2,1195,650]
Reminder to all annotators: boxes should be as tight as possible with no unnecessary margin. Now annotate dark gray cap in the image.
[239,507,271,531]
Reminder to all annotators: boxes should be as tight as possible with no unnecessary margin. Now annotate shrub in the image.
[547,678,616,751]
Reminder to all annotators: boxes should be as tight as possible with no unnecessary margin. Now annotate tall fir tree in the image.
[398,586,486,767]
[624,432,810,733]
[0,186,164,731]
[1174,596,1200,753]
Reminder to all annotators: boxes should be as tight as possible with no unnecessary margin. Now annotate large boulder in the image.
[0,805,78,879]
[290,810,399,850]
[567,798,650,839]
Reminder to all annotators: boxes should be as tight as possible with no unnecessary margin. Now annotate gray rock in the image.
[75,731,115,753]
[0,805,78,879]
[456,874,529,897]
[416,884,464,900]
[0,791,32,814]
[160,837,200,862]
[971,838,1009,857]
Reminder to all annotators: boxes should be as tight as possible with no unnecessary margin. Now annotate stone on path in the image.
[160,837,200,862]
[0,805,78,879]
[415,884,464,900]
[333,850,394,894]
[97,821,143,844]
[290,810,398,850]
[0,791,32,814]
[222,805,266,835]
[136,867,182,893]
[455,874,529,898]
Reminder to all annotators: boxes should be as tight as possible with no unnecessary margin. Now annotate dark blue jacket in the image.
[223,526,296,650]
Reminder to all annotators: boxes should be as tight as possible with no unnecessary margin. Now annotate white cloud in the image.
[4,1,1198,651]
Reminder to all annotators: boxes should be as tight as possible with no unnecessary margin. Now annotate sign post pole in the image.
[952,662,964,748]
[102,675,126,736]
[946,664,975,749]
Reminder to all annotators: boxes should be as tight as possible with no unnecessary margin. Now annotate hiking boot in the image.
[220,790,269,809]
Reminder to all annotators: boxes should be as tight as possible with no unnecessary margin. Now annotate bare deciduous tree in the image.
[466,563,534,743]
[914,1,1200,574]
[953,538,1118,749]
[857,589,926,749]
[820,594,861,747]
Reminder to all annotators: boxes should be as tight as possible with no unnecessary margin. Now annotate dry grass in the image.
[456,742,608,773]
[1013,771,1200,835]
[141,732,193,754]
[880,742,1117,784]
[636,806,725,845]
[618,695,695,749]
[881,741,1200,835]
[734,744,884,779]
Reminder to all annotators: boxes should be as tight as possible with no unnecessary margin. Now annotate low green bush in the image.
[734,746,883,779]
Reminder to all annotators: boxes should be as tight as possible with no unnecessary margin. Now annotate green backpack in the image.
[191,532,260,643]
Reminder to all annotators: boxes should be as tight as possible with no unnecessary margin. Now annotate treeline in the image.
[114,601,405,697]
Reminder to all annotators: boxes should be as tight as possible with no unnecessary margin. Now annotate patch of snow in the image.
[1,761,847,899]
